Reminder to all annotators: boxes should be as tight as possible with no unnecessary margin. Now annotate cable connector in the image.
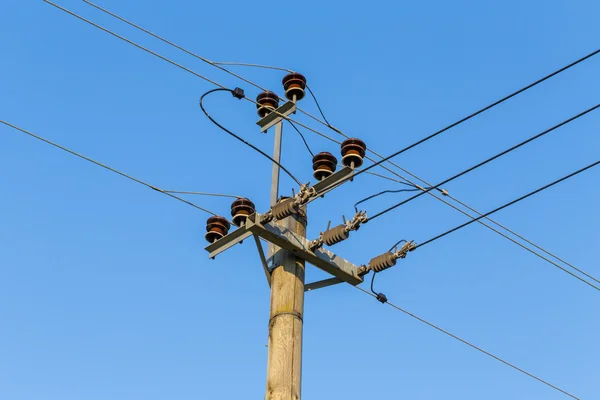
[309,211,368,250]
[231,87,245,99]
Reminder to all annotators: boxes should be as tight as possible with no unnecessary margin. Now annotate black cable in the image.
[306,85,333,128]
[347,48,600,181]
[199,88,302,186]
[353,286,580,399]
[388,239,407,252]
[368,103,600,221]
[287,120,315,157]
[414,159,600,251]
[0,120,219,216]
[354,188,422,212]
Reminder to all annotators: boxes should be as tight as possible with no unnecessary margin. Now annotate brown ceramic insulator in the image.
[312,151,338,181]
[230,198,256,227]
[271,197,298,220]
[282,72,307,101]
[368,252,397,272]
[205,216,231,243]
[256,91,280,118]
[341,138,367,168]
[321,224,350,246]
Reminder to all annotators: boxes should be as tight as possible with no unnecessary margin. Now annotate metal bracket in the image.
[253,235,271,287]
[205,213,363,286]
[256,101,297,133]
[304,166,355,205]
[305,277,343,292]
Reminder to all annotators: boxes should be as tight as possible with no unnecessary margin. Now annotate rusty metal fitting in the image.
[230,197,256,227]
[256,91,279,118]
[271,197,299,220]
[341,138,367,168]
[395,241,417,259]
[205,216,231,243]
[282,72,307,101]
[312,152,338,181]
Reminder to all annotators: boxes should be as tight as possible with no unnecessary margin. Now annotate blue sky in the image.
[1,1,599,399]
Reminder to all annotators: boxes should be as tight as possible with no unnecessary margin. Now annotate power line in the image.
[367,103,600,221]
[0,119,220,217]
[287,120,315,157]
[162,190,242,199]
[414,159,600,267]
[353,286,580,400]
[46,0,597,296]
[354,188,422,212]
[46,0,345,149]
[346,48,600,181]
[199,88,303,186]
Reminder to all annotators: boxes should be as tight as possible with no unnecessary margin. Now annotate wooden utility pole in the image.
[265,203,307,400]
[265,118,306,400]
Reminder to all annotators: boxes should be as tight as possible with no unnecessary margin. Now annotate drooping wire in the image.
[368,103,600,222]
[0,120,220,217]
[354,188,422,212]
[306,85,333,128]
[287,120,315,157]
[42,2,421,195]
[199,88,302,186]
[353,286,580,399]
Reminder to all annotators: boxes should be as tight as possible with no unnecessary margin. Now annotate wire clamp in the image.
[231,87,245,99]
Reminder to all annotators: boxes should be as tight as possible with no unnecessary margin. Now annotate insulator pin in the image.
[282,72,307,101]
[321,224,350,246]
[368,252,397,273]
[271,197,298,220]
[230,197,256,227]
[256,91,280,118]
[341,138,367,168]
[205,216,231,244]
[312,152,338,181]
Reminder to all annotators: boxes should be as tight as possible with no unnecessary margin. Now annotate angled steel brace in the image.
[253,235,271,287]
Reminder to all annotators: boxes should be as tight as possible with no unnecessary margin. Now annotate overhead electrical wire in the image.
[287,120,315,157]
[162,190,242,199]
[199,88,303,186]
[414,159,600,252]
[353,286,579,399]
[0,120,220,217]
[354,188,422,212]
[46,0,597,288]
[39,3,592,396]
[367,103,600,221]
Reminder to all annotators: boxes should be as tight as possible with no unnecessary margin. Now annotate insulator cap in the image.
[282,72,307,101]
[256,91,279,118]
[205,216,231,243]
[312,151,338,181]
[322,224,349,246]
[368,252,397,273]
[271,197,298,220]
[341,138,367,168]
[230,197,256,227]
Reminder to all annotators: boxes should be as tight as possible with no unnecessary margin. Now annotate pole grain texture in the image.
[265,203,307,400]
